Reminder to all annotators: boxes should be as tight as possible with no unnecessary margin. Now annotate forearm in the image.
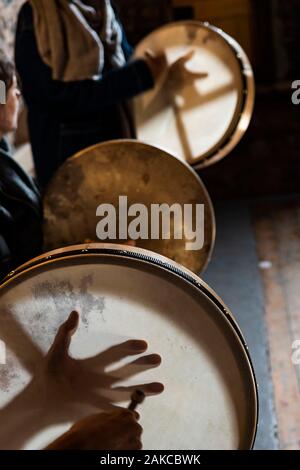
[0,385,44,450]
[39,60,154,116]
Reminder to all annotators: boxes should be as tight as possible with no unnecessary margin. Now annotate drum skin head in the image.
[134,21,255,168]
[43,140,215,274]
[0,245,257,450]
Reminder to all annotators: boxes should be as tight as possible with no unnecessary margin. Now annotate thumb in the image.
[186,71,209,79]
[144,49,156,60]
[47,311,79,370]
[177,49,195,65]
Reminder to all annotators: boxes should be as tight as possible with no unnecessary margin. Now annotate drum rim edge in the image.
[133,20,256,169]
[0,243,258,449]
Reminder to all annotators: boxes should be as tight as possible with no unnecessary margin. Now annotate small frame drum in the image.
[43,140,215,274]
[134,21,255,169]
[0,245,258,450]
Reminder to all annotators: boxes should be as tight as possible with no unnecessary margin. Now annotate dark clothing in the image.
[0,138,43,280]
[15,2,154,188]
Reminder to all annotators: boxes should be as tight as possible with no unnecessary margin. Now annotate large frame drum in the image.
[134,21,255,169]
[0,245,258,450]
[43,140,215,274]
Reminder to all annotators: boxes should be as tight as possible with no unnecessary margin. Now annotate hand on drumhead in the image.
[45,409,142,450]
[34,311,164,422]
[46,310,79,371]
[167,49,208,92]
[144,49,168,83]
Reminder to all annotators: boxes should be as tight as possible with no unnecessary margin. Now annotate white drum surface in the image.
[0,253,256,450]
[134,23,244,165]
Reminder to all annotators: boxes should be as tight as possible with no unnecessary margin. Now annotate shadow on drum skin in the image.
[84,264,252,450]
[138,79,235,163]
[172,83,236,163]
[138,77,235,128]
[0,308,44,375]
[0,314,163,450]
[0,257,255,449]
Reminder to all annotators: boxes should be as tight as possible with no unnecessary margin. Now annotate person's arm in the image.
[0,233,13,279]
[15,3,154,118]
[0,205,14,251]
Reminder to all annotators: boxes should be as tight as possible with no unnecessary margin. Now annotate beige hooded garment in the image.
[29,0,126,82]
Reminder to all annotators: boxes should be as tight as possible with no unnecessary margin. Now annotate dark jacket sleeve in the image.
[0,233,13,280]
[121,24,134,61]
[15,2,154,117]
[0,139,43,278]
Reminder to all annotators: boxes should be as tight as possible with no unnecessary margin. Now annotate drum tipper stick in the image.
[128,390,145,411]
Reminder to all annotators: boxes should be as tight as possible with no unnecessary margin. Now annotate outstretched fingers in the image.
[109,354,162,381]
[83,340,149,369]
[109,382,165,403]
[176,49,195,65]
[188,70,208,79]
[82,354,162,388]
[46,311,79,370]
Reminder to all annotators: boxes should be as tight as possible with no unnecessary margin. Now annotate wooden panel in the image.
[172,0,254,61]
[173,0,251,17]
[204,17,253,59]
[254,200,300,450]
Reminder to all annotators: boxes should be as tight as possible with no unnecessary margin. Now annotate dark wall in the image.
[200,91,300,201]
[116,0,300,200]
[201,0,300,200]
[115,0,172,45]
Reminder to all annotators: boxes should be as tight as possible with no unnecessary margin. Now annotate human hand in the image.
[46,409,142,450]
[144,49,168,82]
[0,310,163,450]
[167,50,208,92]
[33,311,163,423]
